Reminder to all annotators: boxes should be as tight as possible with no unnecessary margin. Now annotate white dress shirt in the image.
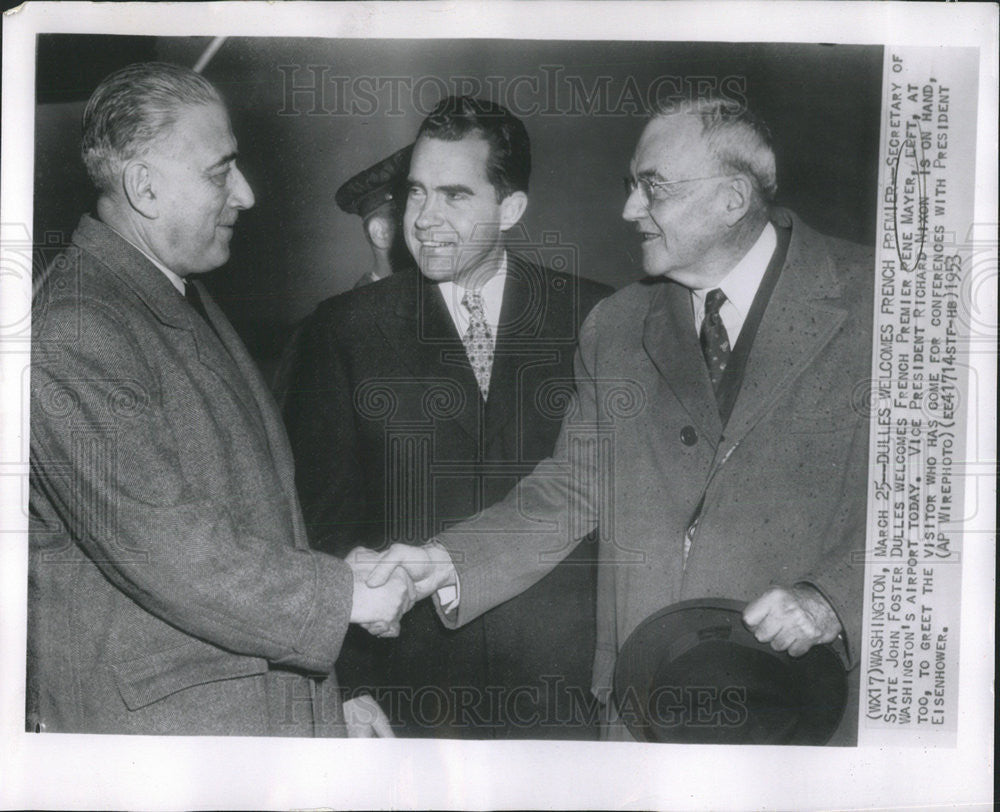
[436,253,508,351]
[156,259,187,296]
[690,222,777,342]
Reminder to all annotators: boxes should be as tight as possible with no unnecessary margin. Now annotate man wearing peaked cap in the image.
[334,143,413,289]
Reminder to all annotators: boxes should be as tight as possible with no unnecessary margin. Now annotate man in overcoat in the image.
[279,96,611,738]
[27,62,411,736]
[368,97,874,745]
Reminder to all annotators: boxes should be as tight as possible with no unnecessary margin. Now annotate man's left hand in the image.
[343,694,395,738]
[743,584,841,657]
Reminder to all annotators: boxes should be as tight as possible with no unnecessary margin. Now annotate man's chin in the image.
[417,260,459,283]
[188,248,231,276]
[640,259,671,278]
[641,245,689,281]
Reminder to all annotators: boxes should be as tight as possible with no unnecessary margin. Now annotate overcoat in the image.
[28,216,353,736]
[434,210,874,743]
[279,257,611,738]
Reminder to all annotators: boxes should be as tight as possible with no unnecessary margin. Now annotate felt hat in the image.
[613,598,848,745]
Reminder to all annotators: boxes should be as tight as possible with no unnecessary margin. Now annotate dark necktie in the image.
[700,288,731,393]
[185,281,223,344]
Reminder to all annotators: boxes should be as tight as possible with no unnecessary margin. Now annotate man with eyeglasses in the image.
[365,96,874,744]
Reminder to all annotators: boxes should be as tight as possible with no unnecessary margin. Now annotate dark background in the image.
[34,35,883,375]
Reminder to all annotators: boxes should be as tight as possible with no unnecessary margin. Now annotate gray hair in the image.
[81,62,222,195]
[656,96,778,203]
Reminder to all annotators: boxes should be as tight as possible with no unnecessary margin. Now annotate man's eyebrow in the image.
[206,151,239,172]
[436,183,475,195]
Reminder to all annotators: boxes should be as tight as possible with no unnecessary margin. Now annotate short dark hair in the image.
[81,62,222,195]
[416,96,530,201]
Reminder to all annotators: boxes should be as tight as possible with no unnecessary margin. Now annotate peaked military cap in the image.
[334,144,413,219]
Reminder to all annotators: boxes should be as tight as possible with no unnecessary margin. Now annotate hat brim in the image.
[614,598,847,745]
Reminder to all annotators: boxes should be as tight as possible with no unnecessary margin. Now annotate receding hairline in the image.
[643,99,778,201]
[634,113,718,170]
[152,100,235,154]
[80,62,229,194]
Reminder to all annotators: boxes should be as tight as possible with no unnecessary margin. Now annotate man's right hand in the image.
[366,542,457,601]
[347,550,415,634]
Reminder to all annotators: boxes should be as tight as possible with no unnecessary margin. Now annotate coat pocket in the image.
[111,639,268,711]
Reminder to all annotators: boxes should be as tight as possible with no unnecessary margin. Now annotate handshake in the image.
[346,542,458,637]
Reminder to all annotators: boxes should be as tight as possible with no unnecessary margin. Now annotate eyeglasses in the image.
[623,174,733,206]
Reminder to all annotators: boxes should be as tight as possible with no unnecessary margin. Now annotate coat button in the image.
[680,425,698,445]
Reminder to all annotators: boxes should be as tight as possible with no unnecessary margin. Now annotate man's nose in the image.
[229,166,255,210]
[412,195,442,230]
[622,185,646,222]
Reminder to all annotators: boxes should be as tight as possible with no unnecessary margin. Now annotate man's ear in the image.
[365,215,394,250]
[722,175,754,226]
[122,161,158,219]
[498,191,528,232]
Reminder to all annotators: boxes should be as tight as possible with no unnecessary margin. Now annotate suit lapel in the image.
[722,214,848,445]
[193,281,307,543]
[72,217,305,544]
[482,262,538,446]
[73,217,263,426]
[187,283,264,424]
[643,280,723,445]
[377,270,483,441]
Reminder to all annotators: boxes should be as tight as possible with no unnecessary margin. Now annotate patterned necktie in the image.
[700,288,731,392]
[461,289,493,400]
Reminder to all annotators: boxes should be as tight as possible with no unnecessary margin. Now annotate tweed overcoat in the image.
[28,216,353,736]
[434,210,874,741]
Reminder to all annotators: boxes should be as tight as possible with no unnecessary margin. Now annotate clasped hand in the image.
[347,548,416,637]
[347,543,457,637]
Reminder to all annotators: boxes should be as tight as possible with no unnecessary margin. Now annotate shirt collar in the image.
[438,252,508,326]
[691,221,777,320]
[103,222,187,295]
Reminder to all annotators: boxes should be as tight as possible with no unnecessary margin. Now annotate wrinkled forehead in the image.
[630,113,713,178]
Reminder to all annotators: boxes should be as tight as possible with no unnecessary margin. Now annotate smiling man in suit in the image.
[27,62,412,736]
[367,95,874,745]
[279,96,611,738]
